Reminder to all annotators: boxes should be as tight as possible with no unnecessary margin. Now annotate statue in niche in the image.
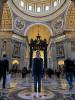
[56,42,65,58]
[13,42,21,57]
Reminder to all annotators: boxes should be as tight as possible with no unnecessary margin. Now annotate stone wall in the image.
[0,31,30,70]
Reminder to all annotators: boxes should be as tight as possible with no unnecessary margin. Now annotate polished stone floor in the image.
[0,74,75,100]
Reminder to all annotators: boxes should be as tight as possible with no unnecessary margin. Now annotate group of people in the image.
[32,51,75,97]
[0,51,75,97]
[0,54,9,89]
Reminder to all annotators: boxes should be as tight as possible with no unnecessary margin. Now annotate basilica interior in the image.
[0,0,75,100]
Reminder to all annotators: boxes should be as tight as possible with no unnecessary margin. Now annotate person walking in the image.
[64,57,74,90]
[2,54,9,89]
[32,50,43,97]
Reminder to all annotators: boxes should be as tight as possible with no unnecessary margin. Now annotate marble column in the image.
[29,46,33,69]
[64,38,71,59]
[44,47,47,69]
[50,42,57,70]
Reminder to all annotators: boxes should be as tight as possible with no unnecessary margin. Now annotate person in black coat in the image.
[22,67,27,78]
[64,58,74,90]
[2,54,9,89]
[0,60,3,80]
[32,50,43,97]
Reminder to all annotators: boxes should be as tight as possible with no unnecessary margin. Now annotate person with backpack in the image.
[32,50,43,97]
[64,57,74,90]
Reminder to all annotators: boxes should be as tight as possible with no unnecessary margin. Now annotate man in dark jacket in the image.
[0,60,3,80]
[32,50,43,97]
[64,58,74,90]
[2,54,9,89]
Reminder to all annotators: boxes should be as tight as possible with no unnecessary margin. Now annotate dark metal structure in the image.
[29,34,48,69]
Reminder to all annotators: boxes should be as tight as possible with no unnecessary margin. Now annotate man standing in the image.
[32,51,43,97]
[2,54,9,89]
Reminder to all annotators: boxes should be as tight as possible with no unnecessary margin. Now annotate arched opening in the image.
[25,24,52,69]
[12,59,20,75]
[26,24,51,43]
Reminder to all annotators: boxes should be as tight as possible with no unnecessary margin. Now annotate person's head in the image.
[36,50,41,58]
[3,54,7,58]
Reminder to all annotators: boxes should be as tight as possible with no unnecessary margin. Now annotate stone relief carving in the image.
[51,18,64,34]
[14,17,25,30]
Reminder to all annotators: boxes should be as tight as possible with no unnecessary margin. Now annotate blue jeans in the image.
[66,72,73,87]
[34,75,42,92]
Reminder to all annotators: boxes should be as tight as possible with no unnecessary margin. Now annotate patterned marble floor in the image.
[0,74,75,100]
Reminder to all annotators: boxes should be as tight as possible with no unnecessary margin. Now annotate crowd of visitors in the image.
[0,52,75,95]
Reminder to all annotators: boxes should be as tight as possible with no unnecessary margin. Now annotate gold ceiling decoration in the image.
[27,24,51,43]
[8,0,70,22]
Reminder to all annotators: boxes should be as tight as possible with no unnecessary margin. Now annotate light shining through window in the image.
[54,1,58,7]
[20,0,24,7]
[29,6,32,11]
[37,7,41,12]
[46,6,49,11]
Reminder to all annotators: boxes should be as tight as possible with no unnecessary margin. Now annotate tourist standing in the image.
[2,54,9,89]
[32,51,43,97]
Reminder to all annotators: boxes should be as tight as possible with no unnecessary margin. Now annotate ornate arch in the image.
[24,23,53,43]
[25,23,53,36]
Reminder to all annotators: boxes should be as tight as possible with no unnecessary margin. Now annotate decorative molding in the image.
[8,0,71,22]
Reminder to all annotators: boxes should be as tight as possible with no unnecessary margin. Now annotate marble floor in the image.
[0,74,75,100]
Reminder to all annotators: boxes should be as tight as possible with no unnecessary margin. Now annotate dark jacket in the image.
[32,58,43,76]
[64,58,74,73]
[0,60,3,79]
[2,59,9,75]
